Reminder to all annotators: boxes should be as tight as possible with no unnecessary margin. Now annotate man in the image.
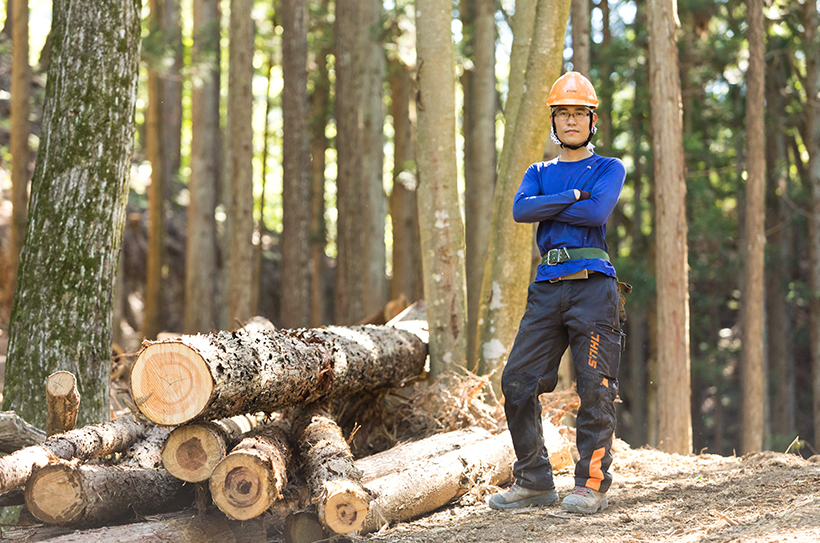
[488,71,626,514]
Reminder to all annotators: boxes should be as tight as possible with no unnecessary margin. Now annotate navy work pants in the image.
[502,273,622,493]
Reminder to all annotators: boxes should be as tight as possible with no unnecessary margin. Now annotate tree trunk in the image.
[647,0,692,454]
[766,44,795,442]
[360,430,515,534]
[388,59,423,306]
[805,0,820,449]
[209,420,291,521]
[0,412,46,454]
[185,0,221,335]
[461,0,497,368]
[8,0,29,303]
[1,0,141,428]
[570,0,590,75]
[25,461,194,527]
[415,0,469,376]
[45,371,80,437]
[0,416,147,494]
[144,0,167,341]
[292,407,370,534]
[227,0,255,326]
[740,0,766,454]
[361,0,388,318]
[122,424,174,469]
[161,414,260,482]
[308,1,332,327]
[281,0,312,328]
[130,324,427,425]
[335,0,367,324]
[475,0,571,395]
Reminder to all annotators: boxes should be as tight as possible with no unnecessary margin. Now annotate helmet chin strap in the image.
[551,113,596,150]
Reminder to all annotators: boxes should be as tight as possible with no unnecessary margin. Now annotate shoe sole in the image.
[561,497,609,514]
[488,491,559,511]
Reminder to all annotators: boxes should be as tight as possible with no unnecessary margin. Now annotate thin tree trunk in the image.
[462,0,497,368]
[227,0,255,326]
[1,0,141,428]
[185,0,221,334]
[144,0,166,341]
[475,0,571,395]
[362,0,388,317]
[308,3,331,327]
[740,0,766,454]
[570,0,590,75]
[388,59,422,305]
[334,0,367,324]
[281,0,312,328]
[415,0,469,376]
[805,0,820,449]
[8,0,29,302]
[766,45,795,441]
[647,0,692,454]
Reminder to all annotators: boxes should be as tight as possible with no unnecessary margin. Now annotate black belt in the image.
[541,247,610,266]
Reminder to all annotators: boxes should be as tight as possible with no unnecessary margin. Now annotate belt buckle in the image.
[546,247,570,266]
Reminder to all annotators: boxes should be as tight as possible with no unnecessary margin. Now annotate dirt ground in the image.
[357,444,820,543]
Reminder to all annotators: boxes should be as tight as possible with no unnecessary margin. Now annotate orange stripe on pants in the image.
[587,447,606,491]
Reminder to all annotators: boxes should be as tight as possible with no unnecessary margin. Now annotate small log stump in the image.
[45,371,81,437]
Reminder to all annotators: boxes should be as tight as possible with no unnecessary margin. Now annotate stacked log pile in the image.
[0,305,577,543]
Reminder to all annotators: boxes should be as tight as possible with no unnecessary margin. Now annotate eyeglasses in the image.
[553,110,591,121]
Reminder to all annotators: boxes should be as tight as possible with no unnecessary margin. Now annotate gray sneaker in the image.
[488,482,558,510]
[561,486,608,514]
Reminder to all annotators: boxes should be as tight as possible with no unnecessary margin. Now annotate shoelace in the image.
[572,486,592,496]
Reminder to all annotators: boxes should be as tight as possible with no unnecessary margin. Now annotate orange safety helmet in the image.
[547,71,599,109]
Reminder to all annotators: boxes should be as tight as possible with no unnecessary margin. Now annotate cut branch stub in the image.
[130,326,426,426]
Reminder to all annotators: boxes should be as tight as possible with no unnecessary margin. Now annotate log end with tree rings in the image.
[210,450,278,521]
[319,480,370,534]
[130,341,214,425]
[25,462,85,525]
[161,424,227,482]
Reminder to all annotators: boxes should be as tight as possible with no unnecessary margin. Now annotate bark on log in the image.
[122,424,175,468]
[360,430,515,534]
[0,415,147,494]
[292,407,371,534]
[24,459,195,527]
[0,411,46,453]
[0,508,267,543]
[209,419,291,521]
[130,325,426,426]
[356,426,493,483]
[45,371,81,437]
[162,414,261,482]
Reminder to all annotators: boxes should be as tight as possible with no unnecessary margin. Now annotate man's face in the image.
[553,106,597,147]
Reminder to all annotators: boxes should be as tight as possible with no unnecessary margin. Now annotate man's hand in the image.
[574,189,591,201]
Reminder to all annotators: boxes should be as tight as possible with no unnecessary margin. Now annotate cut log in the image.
[209,419,291,521]
[0,415,147,494]
[292,407,370,534]
[359,430,516,534]
[356,426,493,483]
[1,508,267,543]
[130,324,426,425]
[283,508,328,543]
[162,413,261,482]
[0,411,46,453]
[45,371,81,437]
[24,459,195,527]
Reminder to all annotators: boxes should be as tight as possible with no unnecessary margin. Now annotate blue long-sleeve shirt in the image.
[513,153,626,282]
